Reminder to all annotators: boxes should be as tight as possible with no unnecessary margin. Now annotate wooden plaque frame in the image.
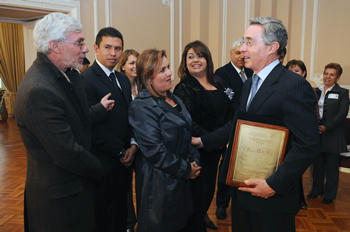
[225,120,289,187]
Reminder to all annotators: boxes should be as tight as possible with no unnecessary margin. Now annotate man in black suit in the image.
[215,38,253,112]
[194,17,319,231]
[82,27,137,231]
[214,38,253,220]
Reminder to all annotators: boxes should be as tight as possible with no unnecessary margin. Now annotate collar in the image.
[256,59,280,82]
[230,61,244,74]
[319,83,335,92]
[96,59,115,77]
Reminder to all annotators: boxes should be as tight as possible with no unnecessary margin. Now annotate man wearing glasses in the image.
[194,17,319,231]
[15,13,114,231]
[82,27,137,231]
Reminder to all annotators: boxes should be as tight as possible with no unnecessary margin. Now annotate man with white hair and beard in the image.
[15,12,114,231]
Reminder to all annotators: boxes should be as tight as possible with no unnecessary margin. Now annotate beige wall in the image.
[3,0,350,89]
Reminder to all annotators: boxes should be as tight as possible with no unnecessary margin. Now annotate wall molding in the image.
[179,0,182,65]
[94,0,98,36]
[221,0,227,66]
[309,0,318,85]
[300,0,307,61]
[245,0,250,29]
[162,0,175,80]
[105,0,111,27]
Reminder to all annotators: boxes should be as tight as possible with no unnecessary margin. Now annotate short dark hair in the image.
[83,57,90,65]
[178,40,215,85]
[286,59,307,78]
[324,63,343,77]
[95,27,124,48]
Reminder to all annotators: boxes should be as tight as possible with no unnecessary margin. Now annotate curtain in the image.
[0,22,25,116]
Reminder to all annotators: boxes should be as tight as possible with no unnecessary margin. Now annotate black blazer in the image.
[82,61,133,175]
[202,63,320,213]
[15,53,105,231]
[317,84,349,153]
[215,62,253,110]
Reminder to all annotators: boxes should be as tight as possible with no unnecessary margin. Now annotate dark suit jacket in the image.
[215,62,253,110]
[81,61,133,175]
[317,84,349,153]
[202,63,319,213]
[15,53,105,232]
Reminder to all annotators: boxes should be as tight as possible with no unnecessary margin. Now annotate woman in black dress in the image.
[174,40,234,231]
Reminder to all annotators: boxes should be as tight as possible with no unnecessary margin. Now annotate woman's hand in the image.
[120,144,137,167]
[319,125,326,134]
[188,162,202,179]
[191,137,203,149]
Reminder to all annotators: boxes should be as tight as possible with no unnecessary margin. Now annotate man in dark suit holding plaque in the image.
[193,17,319,231]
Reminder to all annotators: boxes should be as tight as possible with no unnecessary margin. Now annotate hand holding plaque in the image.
[224,118,289,187]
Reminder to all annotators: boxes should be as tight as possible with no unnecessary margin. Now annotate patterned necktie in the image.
[240,70,246,83]
[246,74,260,110]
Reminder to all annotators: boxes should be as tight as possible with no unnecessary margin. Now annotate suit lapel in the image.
[67,71,91,123]
[225,63,243,88]
[245,63,284,113]
[240,77,252,112]
[159,95,190,127]
[92,62,126,107]
[116,72,132,108]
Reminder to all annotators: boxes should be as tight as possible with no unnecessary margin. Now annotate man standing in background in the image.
[213,38,253,220]
[82,27,137,231]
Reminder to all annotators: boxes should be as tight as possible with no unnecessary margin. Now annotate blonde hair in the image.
[116,49,139,73]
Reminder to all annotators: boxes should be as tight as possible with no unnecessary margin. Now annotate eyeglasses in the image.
[240,40,259,47]
[64,40,86,49]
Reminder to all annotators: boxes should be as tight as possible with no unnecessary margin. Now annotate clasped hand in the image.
[120,145,137,167]
[188,162,201,179]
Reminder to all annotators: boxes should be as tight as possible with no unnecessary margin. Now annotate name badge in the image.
[328,93,339,99]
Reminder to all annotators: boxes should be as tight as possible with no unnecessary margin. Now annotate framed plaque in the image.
[218,111,289,188]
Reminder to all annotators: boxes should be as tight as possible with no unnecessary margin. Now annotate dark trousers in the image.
[93,165,132,232]
[216,157,231,209]
[311,152,340,200]
[184,149,221,232]
[231,195,296,232]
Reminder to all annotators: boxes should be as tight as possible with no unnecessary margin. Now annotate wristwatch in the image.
[118,149,126,158]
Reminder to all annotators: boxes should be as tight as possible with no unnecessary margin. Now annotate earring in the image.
[122,68,124,71]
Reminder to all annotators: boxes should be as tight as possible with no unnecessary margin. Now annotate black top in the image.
[173,75,234,137]
[208,89,228,123]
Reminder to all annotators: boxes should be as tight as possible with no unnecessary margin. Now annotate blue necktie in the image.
[246,74,260,110]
